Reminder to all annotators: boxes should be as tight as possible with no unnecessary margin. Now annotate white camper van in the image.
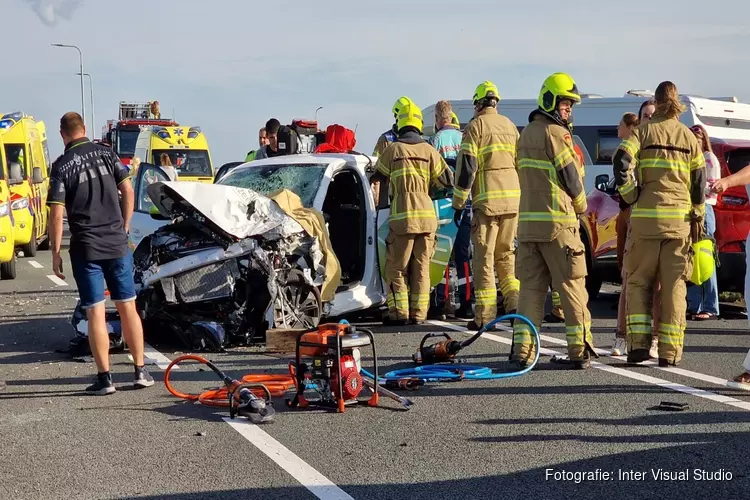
[423,90,750,164]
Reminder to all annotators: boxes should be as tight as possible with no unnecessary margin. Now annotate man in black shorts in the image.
[48,112,154,395]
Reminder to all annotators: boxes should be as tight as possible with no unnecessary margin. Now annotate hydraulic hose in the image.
[164,354,297,406]
[379,313,541,382]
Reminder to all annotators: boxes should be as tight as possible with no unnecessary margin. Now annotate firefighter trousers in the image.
[384,231,436,322]
[512,227,594,363]
[624,237,692,364]
[471,211,519,325]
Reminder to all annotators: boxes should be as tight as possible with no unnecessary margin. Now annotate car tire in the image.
[23,222,38,257]
[1,254,17,280]
[273,269,322,329]
[581,229,602,300]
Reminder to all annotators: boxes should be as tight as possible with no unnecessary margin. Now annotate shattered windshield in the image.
[218,163,327,207]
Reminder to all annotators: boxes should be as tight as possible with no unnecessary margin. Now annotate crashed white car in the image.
[128,154,459,348]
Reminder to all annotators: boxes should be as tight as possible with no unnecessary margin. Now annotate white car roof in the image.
[241,153,376,174]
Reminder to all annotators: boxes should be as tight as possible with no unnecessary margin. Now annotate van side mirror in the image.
[32,167,44,185]
[595,174,610,192]
[8,162,23,185]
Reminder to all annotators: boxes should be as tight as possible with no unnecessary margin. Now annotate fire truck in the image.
[101,101,177,165]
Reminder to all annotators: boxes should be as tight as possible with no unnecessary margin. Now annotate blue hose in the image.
[362,313,540,382]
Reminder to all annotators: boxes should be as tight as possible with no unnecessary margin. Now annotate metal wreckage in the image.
[70,181,340,354]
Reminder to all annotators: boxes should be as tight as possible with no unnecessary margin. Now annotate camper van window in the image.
[3,144,26,179]
[596,136,621,163]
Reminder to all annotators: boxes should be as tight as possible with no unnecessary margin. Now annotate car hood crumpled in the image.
[147,181,305,241]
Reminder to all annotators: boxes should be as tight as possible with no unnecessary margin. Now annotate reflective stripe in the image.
[499,276,520,295]
[460,142,478,156]
[619,139,638,157]
[453,185,470,203]
[572,191,586,207]
[473,189,521,203]
[551,290,561,306]
[518,158,554,171]
[409,293,430,307]
[519,212,578,223]
[552,147,575,169]
[658,323,684,346]
[639,158,690,173]
[391,166,429,181]
[690,154,705,171]
[389,209,436,221]
[475,288,497,306]
[376,160,389,176]
[618,180,636,196]
[627,313,652,336]
[630,207,690,220]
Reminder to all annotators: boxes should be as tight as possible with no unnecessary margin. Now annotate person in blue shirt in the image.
[428,101,474,320]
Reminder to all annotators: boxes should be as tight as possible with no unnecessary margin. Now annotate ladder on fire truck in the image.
[119,101,157,120]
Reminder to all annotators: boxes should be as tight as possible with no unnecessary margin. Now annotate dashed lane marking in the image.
[46,275,68,287]
[427,320,750,411]
[224,418,355,500]
[127,343,178,370]
[463,321,750,394]
[28,260,43,269]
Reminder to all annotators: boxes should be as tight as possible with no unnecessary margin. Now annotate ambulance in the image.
[0,112,50,257]
[0,132,18,279]
[133,125,214,183]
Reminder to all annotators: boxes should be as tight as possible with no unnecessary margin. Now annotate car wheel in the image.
[23,222,38,257]
[273,270,322,329]
[581,229,602,300]
[1,254,17,280]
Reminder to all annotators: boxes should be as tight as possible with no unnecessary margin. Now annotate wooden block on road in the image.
[265,328,305,354]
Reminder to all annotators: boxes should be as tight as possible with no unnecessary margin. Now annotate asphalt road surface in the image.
[2,230,750,499]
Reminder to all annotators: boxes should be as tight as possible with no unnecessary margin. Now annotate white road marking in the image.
[28,260,43,269]
[451,321,750,393]
[127,343,177,370]
[46,275,68,286]
[427,320,750,411]
[224,418,355,500]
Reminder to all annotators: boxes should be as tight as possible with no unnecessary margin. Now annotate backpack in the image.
[276,125,299,155]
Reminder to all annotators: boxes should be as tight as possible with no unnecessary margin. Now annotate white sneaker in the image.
[649,338,659,359]
[611,337,628,356]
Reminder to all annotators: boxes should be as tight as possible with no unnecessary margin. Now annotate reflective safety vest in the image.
[616,115,706,240]
[375,137,450,235]
[516,113,586,242]
[453,107,520,216]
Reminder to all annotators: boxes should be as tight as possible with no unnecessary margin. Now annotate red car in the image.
[581,139,750,297]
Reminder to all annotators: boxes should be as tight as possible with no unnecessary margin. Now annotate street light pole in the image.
[76,73,95,139]
[51,43,86,129]
[315,106,323,122]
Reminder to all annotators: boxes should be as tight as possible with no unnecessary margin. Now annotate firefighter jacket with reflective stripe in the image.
[452,107,520,216]
[516,112,587,242]
[613,115,706,240]
[374,130,453,235]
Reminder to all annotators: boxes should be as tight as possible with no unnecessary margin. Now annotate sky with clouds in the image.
[2,0,750,167]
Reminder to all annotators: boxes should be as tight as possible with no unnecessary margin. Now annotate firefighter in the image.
[613,81,706,366]
[370,102,453,325]
[453,81,520,330]
[373,96,415,157]
[512,72,595,369]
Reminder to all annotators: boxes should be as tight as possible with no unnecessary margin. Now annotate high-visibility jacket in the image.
[613,115,706,240]
[373,130,453,235]
[373,128,397,157]
[452,107,520,216]
[516,112,587,242]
